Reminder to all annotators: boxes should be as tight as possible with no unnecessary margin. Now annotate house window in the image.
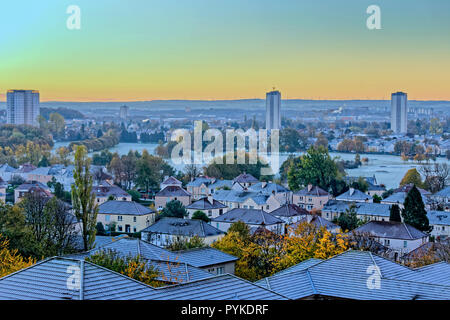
[216,267,225,275]
[118,226,123,232]
[403,241,407,248]
[250,206,254,209]
[133,227,136,232]
[266,205,269,210]
[384,239,390,246]
[105,215,110,222]
[133,217,137,222]
[118,216,123,221]
[219,209,223,215]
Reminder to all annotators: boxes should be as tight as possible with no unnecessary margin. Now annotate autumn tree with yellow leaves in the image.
[212,221,350,281]
[0,237,36,278]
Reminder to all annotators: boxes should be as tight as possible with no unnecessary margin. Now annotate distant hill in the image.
[40,107,85,120]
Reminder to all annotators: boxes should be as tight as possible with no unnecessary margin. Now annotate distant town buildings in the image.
[6,90,40,126]
[265,89,281,130]
[119,105,129,121]
[391,91,408,134]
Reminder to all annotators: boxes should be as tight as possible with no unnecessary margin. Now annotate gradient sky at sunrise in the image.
[1,0,450,101]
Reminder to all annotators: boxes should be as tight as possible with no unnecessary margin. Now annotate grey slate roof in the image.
[69,237,237,270]
[413,262,450,286]
[213,189,269,205]
[98,200,155,215]
[336,188,371,202]
[186,176,213,187]
[322,200,391,217]
[248,182,288,194]
[294,185,329,197]
[141,217,225,237]
[353,221,427,240]
[161,176,182,186]
[212,208,283,225]
[382,192,430,205]
[142,274,288,300]
[93,182,130,198]
[233,173,259,184]
[67,238,215,283]
[274,258,323,276]
[255,250,450,300]
[291,215,339,231]
[209,179,233,191]
[433,186,450,198]
[186,197,227,210]
[0,257,156,300]
[156,185,191,197]
[172,247,238,268]
[427,211,450,226]
[270,204,309,217]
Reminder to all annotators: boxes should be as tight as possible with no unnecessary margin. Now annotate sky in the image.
[1,0,450,102]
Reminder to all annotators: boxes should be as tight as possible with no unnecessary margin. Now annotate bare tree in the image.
[419,163,449,193]
[44,197,78,254]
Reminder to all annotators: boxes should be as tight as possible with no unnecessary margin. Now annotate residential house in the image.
[160,176,183,190]
[141,217,225,246]
[381,184,431,209]
[353,221,429,257]
[71,236,238,276]
[93,180,132,205]
[336,188,373,203]
[14,181,52,203]
[322,200,392,222]
[269,203,309,224]
[345,176,382,198]
[186,176,214,200]
[97,200,156,233]
[154,185,191,211]
[171,247,238,275]
[211,208,285,234]
[232,172,259,188]
[14,163,36,181]
[185,196,227,219]
[427,211,450,239]
[429,186,450,211]
[0,164,17,182]
[290,215,341,234]
[293,185,330,211]
[212,180,290,212]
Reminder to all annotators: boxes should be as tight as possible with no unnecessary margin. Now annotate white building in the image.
[391,92,407,134]
[353,221,429,259]
[265,90,281,130]
[119,105,129,121]
[6,90,40,126]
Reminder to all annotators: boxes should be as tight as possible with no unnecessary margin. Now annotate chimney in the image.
[349,187,355,196]
[307,184,313,192]
[208,194,213,204]
[262,181,267,188]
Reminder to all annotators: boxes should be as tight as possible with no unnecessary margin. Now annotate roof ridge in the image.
[306,269,317,295]
[403,222,414,239]
[79,260,85,300]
